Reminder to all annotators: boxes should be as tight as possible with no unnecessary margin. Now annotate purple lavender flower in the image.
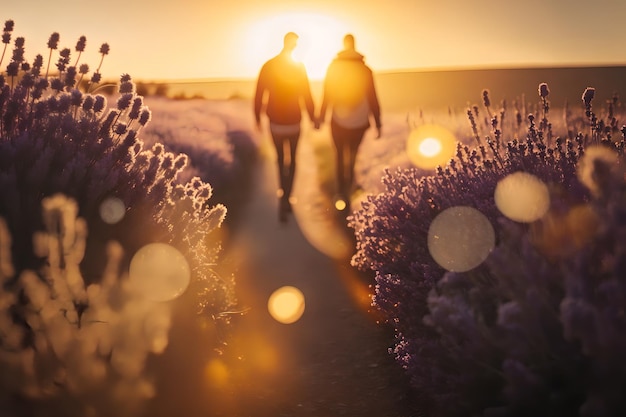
[482,89,491,108]
[75,35,86,52]
[114,121,127,135]
[119,77,135,94]
[47,32,60,49]
[90,71,102,84]
[70,89,82,106]
[116,92,133,110]
[50,77,64,92]
[99,43,110,55]
[0,30,235,368]
[138,108,151,126]
[128,96,143,120]
[64,65,77,88]
[11,37,25,64]
[2,20,14,34]
[5,61,18,77]
[350,83,626,416]
[93,94,106,113]
[82,94,94,112]
[582,87,595,107]
[56,47,71,73]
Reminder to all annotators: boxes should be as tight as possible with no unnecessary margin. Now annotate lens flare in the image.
[243,12,349,80]
[99,197,125,224]
[427,206,495,272]
[129,243,191,302]
[267,286,305,324]
[334,198,347,211]
[495,172,550,222]
[406,124,457,170]
[419,137,443,157]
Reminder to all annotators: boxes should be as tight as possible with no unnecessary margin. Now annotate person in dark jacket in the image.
[315,34,381,208]
[254,32,315,222]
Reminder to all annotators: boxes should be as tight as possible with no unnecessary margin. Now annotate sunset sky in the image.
[3,0,625,81]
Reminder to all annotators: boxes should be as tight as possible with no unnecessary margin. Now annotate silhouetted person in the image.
[315,34,381,209]
[254,32,315,222]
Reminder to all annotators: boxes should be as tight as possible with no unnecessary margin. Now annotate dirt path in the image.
[147,131,416,417]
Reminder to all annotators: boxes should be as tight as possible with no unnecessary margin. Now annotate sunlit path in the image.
[146,129,414,417]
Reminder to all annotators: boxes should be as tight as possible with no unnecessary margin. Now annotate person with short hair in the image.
[254,32,315,222]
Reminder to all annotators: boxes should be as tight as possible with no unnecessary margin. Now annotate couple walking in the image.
[254,32,382,222]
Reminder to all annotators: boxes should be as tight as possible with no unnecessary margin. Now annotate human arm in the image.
[300,65,316,126]
[315,95,328,129]
[366,68,382,138]
[253,66,266,132]
[315,65,333,129]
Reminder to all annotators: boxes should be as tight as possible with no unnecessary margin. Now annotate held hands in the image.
[311,117,381,137]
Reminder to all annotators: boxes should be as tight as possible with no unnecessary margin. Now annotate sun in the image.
[243,11,350,80]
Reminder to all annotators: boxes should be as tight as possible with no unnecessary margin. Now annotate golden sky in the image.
[3,0,626,81]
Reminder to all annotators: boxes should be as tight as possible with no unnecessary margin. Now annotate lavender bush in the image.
[0,195,173,417]
[351,83,626,416]
[141,97,259,226]
[0,21,235,416]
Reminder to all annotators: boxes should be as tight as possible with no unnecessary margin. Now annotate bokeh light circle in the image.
[334,198,347,211]
[494,171,550,222]
[427,206,495,272]
[204,358,230,388]
[419,137,443,157]
[99,197,126,224]
[406,124,457,170]
[129,243,191,302]
[267,286,305,324]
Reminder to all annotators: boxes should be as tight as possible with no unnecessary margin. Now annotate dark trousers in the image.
[330,120,368,197]
[271,130,300,200]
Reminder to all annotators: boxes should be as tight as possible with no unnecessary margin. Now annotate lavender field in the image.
[2,18,626,417]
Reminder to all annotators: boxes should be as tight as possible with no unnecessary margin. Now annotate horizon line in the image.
[131,62,626,84]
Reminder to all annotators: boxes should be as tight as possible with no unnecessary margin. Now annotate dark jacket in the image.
[318,49,381,129]
[254,53,315,126]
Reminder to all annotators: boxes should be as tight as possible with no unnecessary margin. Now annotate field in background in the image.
[140,65,626,113]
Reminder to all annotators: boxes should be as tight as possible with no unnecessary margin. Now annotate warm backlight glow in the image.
[267,286,305,324]
[428,206,495,272]
[406,124,457,170]
[129,243,191,302]
[244,12,349,80]
[495,172,550,222]
[205,358,230,388]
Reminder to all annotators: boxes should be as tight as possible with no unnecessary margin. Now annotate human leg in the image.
[346,127,367,195]
[272,130,300,220]
[271,134,287,194]
[270,122,301,221]
[331,121,347,198]
[283,133,299,202]
[271,134,289,221]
